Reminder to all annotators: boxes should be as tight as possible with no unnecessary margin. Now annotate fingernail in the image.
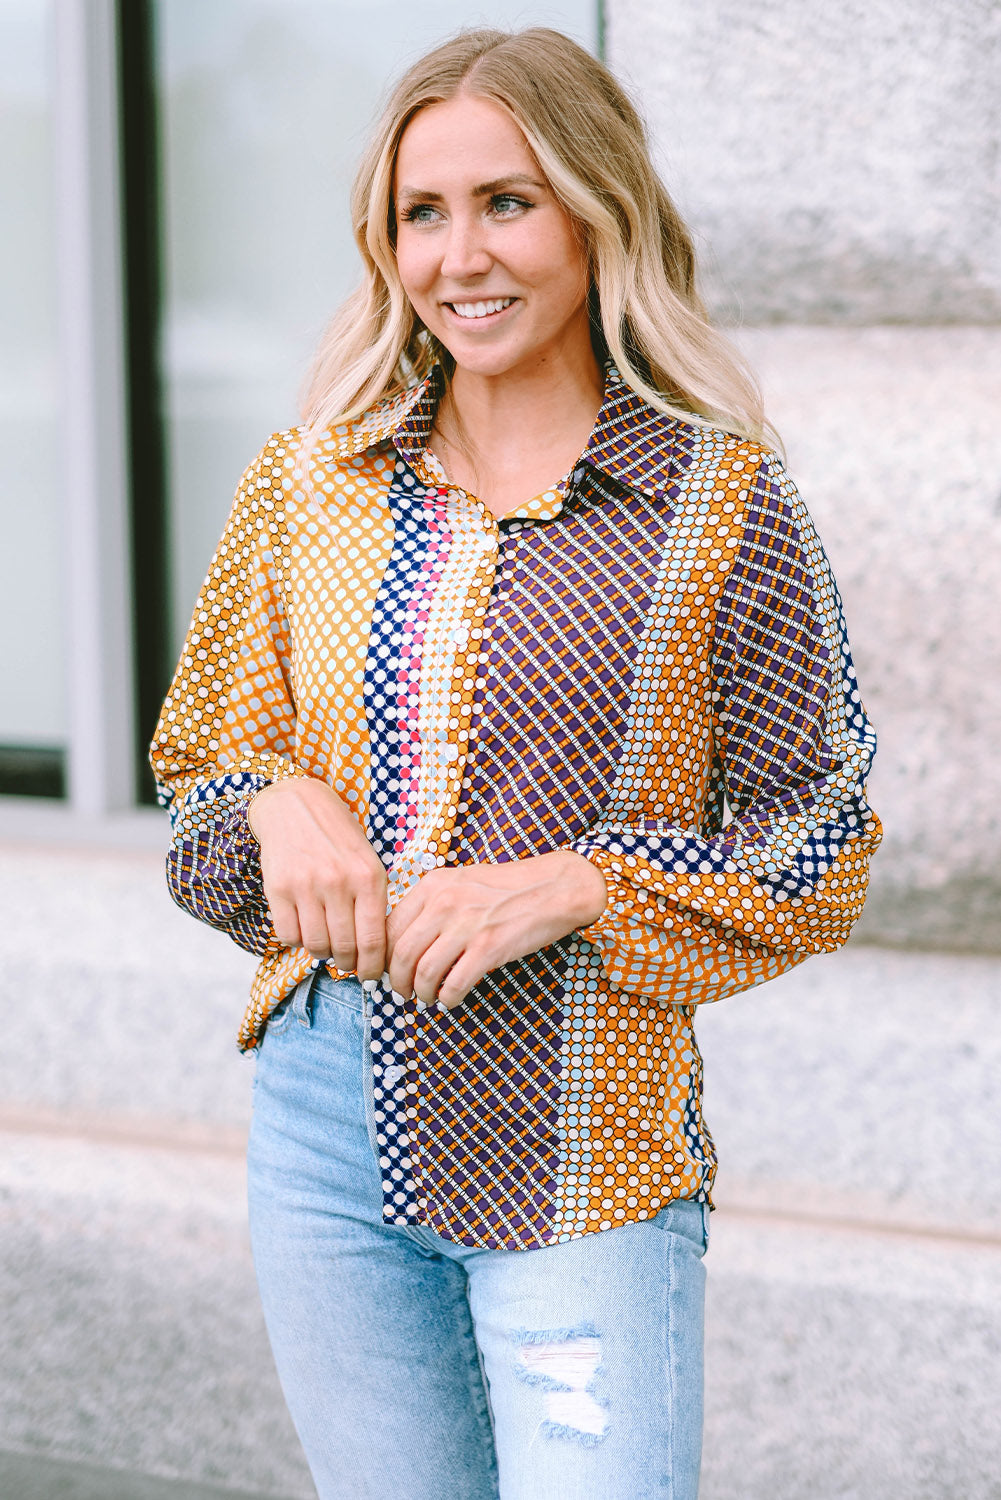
[436,999,451,1014]
[391,990,408,1006]
[381,971,392,986]
[413,996,429,1012]
[361,978,378,993]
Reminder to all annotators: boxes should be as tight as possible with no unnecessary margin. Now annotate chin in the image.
[438,340,528,379]
[451,355,521,379]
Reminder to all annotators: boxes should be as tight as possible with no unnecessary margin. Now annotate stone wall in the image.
[607,0,1001,324]
[608,0,1001,950]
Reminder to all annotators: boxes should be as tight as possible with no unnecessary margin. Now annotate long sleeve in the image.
[150,440,307,954]
[574,453,882,1005]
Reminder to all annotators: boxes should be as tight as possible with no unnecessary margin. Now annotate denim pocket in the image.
[262,989,298,1036]
[314,972,365,1013]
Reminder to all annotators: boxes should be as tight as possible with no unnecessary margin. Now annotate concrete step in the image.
[703,1210,1001,1500]
[0,1126,313,1500]
[0,1449,298,1500]
[2,1122,999,1500]
[2,841,1001,1495]
[2,843,998,1233]
[696,944,1001,1239]
[0,843,258,1129]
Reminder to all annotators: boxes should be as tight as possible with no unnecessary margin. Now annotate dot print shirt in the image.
[151,364,882,1250]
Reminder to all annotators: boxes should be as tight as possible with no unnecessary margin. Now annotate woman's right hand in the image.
[247,777,388,981]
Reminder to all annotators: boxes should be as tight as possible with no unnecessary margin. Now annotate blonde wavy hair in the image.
[302,27,767,444]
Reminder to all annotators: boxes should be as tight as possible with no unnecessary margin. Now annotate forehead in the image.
[394,94,537,187]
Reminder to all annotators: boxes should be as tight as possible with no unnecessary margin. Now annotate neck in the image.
[442,338,604,470]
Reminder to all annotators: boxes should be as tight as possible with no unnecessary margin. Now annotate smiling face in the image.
[393,93,595,383]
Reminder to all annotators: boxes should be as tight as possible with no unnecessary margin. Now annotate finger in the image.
[385,880,429,958]
[267,892,303,951]
[296,897,333,959]
[387,909,445,999]
[353,886,387,982]
[435,950,487,1010]
[410,932,468,1008]
[323,897,358,972]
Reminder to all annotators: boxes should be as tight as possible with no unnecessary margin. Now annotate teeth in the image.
[451,297,514,319]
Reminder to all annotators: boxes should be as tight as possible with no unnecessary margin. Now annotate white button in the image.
[383,1064,407,1087]
[419,851,437,869]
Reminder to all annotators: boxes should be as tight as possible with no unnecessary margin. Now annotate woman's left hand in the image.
[385,852,608,1011]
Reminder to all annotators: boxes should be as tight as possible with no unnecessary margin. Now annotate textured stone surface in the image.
[0,1130,314,1500]
[2,1125,999,1500]
[0,843,256,1124]
[702,1213,1001,1500]
[736,326,1001,951]
[696,945,1001,1235]
[2,844,1000,1496]
[607,0,1001,323]
[0,1450,297,1500]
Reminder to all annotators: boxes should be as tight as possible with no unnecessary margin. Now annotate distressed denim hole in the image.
[513,1330,609,1444]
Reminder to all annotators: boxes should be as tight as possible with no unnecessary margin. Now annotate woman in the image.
[151,27,880,1500]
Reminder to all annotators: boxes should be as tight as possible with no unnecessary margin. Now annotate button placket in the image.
[418,500,499,862]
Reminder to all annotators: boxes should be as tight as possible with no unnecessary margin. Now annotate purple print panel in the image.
[713,461,834,813]
[413,943,573,1247]
[453,477,679,864]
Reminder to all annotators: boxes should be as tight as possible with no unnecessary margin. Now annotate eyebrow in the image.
[396,174,546,201]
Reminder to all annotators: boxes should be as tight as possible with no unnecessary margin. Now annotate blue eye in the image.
[491,195,529,215]
[401,203,439,224]
[399,195,531,225]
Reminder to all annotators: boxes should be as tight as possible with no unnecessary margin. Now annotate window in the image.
[0,1,599,809]
[0,0,65,796]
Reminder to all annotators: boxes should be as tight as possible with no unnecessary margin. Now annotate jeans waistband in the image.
[308,966,366,1012]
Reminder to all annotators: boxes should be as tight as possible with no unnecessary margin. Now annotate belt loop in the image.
[292,969,317,1027]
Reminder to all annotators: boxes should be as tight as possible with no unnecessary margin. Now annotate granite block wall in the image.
[608,1,1001,949]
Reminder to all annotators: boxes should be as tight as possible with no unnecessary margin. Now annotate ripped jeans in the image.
[247,968,708,1500]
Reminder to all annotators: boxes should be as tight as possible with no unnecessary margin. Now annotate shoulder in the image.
[236,428,303,501]
[210,430,303,556]
[236,382,429,500]
[232,388,417,507]
[240,380,425,477]
[594,373,783,507]
[676,424,783,488]
[676,428,802,522]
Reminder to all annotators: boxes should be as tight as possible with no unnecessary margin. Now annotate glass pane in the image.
[155,0,598,650]
[0,0,64,749]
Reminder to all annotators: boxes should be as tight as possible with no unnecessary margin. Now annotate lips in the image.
[446,297,517,320]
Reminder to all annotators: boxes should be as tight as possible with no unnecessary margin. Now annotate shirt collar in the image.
[579,365,692,503]
[319,362,691,511]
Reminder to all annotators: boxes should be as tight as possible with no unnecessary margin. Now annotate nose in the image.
[439,213,492,282]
